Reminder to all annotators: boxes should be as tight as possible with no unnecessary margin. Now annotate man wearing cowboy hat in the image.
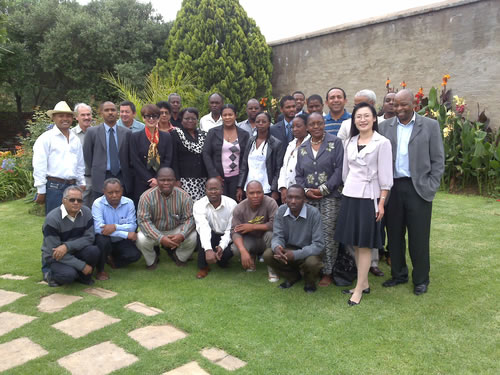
[33,101,86,215]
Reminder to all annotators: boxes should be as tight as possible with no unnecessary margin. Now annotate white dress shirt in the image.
[278,135,310,190]
[32,126,85,194]
[199,113,223,133]
[395,112,416,178]
[193,195,237,251]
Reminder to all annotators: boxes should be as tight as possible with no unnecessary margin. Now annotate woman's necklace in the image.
[311,133,325,145]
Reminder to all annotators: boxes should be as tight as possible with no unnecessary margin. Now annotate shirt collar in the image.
[284,204,307,220]
[397,112,416,127]
[60,204,82,220]
[104,123,117,132]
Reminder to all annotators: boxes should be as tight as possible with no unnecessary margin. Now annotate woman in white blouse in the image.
[277,113,310,203]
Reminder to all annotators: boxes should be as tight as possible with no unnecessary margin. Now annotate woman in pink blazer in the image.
[334,102,393,306]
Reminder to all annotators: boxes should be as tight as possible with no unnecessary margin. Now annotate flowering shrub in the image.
[259,96,281,123]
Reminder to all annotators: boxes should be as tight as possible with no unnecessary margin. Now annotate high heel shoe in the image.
[341,288,370,295]
[347,298,360,306]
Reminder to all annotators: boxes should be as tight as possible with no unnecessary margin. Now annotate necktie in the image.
[286,122,293,142]
[109,127,120,176]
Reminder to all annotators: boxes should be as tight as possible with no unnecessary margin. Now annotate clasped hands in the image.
[205,246,223,264]
[160,233,185,250]
[273,245,295,264]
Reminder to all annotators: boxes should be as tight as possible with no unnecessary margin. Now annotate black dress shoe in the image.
[414,284,428,296]
[382,278,408,287]
[369,266,384,277]
[341,288,370,295]
[279,278,300,289]
[347,296,362,306]
[303,284,317,293]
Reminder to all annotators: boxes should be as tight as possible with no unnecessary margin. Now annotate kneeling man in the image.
[137,167,196,269]
[92,178,141,280]
[193,178,237,278]
[41,186,98,286]
[263,185,324,292]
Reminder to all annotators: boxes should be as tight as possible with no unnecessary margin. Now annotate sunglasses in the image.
[66,198,83,203]
[144,114,159,120]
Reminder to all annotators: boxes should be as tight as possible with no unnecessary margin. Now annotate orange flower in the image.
[415,87,424,99]
[385,78,391,87]
[259,97,268,108]
[400,81,407,88]
[441,74,450,86]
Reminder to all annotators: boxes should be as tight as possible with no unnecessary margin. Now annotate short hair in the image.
[307,94,323,105]
[255,111,272,123]
[157,166,175,178]
[293,113,309,125]
[156,101,172,112]
[287,184,305,196]
[99,101,115,111]
[74,103,91,115]
[209,92,224,102]
[103,178,122,189]
[326,87,347,100]
[168,93,181,101]
[247,98,259,106]
[179,107,199,120]
[350,102,379,138]
[355,89,377,104]
[221,103,237,115]
[246,180,263,190]
[280,95,296,108]
[63,185,83,198]
[140,104,160,117]
[120,100,136,113]
[292,91,305,98]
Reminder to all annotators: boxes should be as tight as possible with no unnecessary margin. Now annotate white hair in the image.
[355,89,377,105]
[74,103,92,115]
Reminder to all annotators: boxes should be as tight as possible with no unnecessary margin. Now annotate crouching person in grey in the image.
[263,185,324,293]
[42,186,99,287]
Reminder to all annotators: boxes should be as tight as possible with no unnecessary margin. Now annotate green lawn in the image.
[0,193,499,374]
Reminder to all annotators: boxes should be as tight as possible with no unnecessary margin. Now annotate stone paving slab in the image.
[38,293,83,313]
[38,280,48,285]
[124,301,163,316]
[0,337,48,372]
[0,289,26,308]
[200,348,247,371]
[0,273,29,280]
[128,324,187,350]
[0,311,37,336]
[57,341,138,375]
[83,287,117,299]
[52,310,121,338]
[163,361,210,375]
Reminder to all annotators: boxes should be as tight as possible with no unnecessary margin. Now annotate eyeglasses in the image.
[66,198,83,203]
[144,114,159,120]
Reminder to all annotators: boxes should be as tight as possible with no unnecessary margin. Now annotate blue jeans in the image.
[45,180,72,215]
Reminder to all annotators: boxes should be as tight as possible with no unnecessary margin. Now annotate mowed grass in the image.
[0,192,498,375]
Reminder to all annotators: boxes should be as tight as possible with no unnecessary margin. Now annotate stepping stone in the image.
[0,312,37,336]
[128,324,187,350]
[52,310,120,338]
[0,289,26,308]
[124,301,162,316]
[38,293,82,313]
[38,281,48,285]
[200,348,247,371]
[0,273,29,280]
[83,287,117,299]
[163,361,210,375]
[57,341,138,375]
[0,337,48,372]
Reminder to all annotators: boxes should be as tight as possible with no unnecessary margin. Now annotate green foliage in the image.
[0,0,171,112]
[103,68,208,121]
[420,89,499,196]
[158,0,273,117]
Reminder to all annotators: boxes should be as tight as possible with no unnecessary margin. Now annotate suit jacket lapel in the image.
[409,115,422,144]
[117,125,126,151]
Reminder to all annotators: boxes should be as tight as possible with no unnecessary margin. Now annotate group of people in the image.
[34,86,445,306]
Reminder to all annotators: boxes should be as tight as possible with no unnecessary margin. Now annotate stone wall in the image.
[270,0,499,130]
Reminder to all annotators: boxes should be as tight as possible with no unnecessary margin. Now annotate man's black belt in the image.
[47,176,77,185]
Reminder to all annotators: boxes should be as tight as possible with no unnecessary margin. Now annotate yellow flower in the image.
[443,126,450,138]
[453,95,465,106]
[446,110,455,119]
[430,109,439,118]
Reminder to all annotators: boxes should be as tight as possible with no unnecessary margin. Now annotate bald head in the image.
[396,89,414,102]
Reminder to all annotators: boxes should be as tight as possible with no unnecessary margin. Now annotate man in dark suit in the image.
[83,101,132,203]
[379,89,444,296]
[270,95,296,156]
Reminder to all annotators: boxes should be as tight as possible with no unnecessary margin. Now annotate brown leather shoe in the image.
[369,266,385,277]
[196,266,210,279]
[96,271,109,281]
[318,274,332,287]
[106,256,118,269]
[146,255,159,270]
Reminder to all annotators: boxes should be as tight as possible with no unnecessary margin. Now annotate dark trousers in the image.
[386,178,432,286]
[223,175,239,201]
[49,245,100,285]
[263,248,323,286]
[95,235,142,272]
[197,232,233,269]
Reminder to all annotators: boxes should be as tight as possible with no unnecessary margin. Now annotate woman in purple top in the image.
[334,102,393,306]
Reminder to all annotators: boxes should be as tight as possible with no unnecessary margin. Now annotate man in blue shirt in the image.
[117,100,145,132]
[324,87,351,136]
[92,178,141,280]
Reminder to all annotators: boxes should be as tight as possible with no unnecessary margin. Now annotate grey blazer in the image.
[83,123,132,194]
[379,113,444,202]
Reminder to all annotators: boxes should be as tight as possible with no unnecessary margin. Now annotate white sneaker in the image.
[267,266,280,282]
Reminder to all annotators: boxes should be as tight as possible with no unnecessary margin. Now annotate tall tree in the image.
[157,0,272,117]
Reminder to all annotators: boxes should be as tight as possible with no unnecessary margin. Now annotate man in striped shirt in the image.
[137,167,196,270]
